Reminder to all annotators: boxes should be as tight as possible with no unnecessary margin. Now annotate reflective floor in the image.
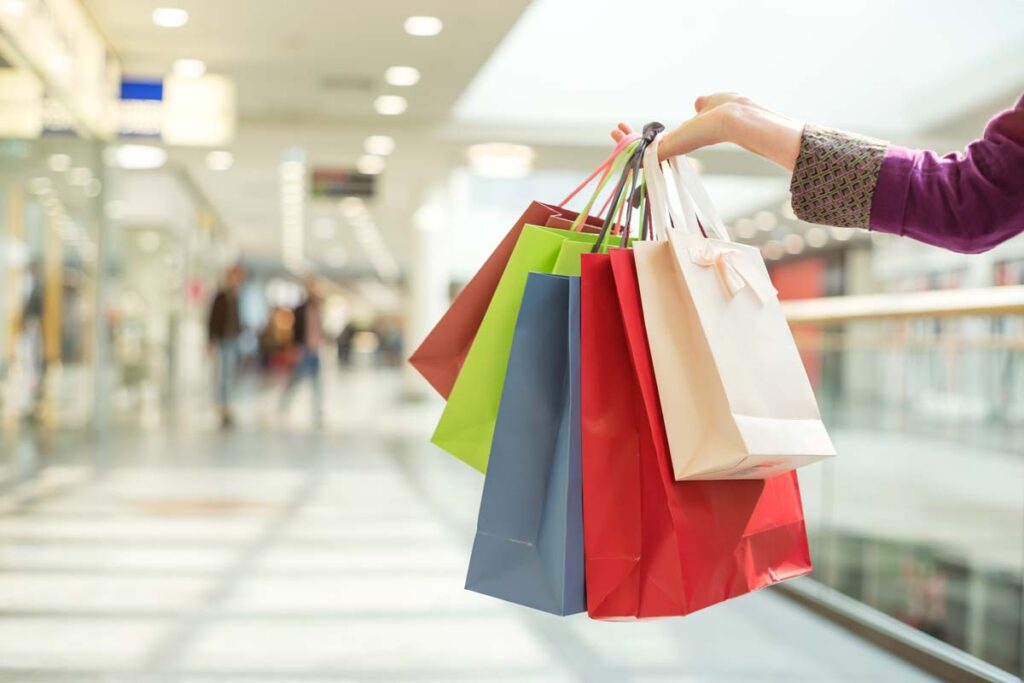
[0,371,937,681]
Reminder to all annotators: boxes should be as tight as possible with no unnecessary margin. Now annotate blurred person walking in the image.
[280,278,326,426]
[208,265,246,428]
[612,92,1023,252]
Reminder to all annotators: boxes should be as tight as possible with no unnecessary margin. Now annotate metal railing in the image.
[779,286,1024,681]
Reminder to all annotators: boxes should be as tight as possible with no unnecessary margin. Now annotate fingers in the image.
[610,122,633,142]
[656,108,730,160]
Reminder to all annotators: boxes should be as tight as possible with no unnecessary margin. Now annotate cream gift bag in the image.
[633,137,835,480]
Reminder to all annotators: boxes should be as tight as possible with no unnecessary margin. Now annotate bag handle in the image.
[566,139,641,233]
[557,131,642,208]
[591,123,662,252]
[643,134,735,241]
[666,152,730,241]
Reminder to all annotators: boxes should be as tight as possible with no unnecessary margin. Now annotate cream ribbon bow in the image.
[689,241,777,302]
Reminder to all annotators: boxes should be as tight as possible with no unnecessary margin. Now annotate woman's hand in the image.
[612,92,804,170]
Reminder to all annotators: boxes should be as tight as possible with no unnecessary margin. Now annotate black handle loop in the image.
[590,121,664,254]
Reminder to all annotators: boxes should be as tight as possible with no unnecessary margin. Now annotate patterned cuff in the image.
[789,124,888,229]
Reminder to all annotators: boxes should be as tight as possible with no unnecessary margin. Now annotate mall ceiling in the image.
[82,0,533,275]
[79,0,1024,278]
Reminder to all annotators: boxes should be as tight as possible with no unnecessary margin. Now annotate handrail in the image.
[781,285,1024,323]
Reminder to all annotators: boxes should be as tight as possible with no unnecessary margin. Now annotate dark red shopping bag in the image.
[408,134,640,399]
[408,203,594,398]
[580,249,811,620]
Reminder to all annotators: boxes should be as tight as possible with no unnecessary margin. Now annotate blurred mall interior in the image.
[0,1,1022,681]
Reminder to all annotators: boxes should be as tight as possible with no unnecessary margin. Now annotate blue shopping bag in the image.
[464,273,585,615]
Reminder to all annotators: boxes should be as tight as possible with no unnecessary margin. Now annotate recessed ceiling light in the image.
[830,226,853,242]
[152,7,188,28]
[85,179,102,197]
[113,144,167,170]
[783,233,805,255]
[173,58,206,79]
[373,95,407,116]
[806,227,828,248]
[762,240,784,260]
[47,153,71,172]
[735,218,756,239]
[754,210,777,231]
[467,143,535,178]
[385,66,420,87]
[364,135,395,156]
[356,155,386,175]
[404,15,442,36]
[205,150,233,170]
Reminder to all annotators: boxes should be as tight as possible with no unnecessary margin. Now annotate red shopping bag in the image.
[408,134,640,399]
[580,249,811,619]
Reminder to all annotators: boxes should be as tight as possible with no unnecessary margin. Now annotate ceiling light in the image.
[47,154,71,172]
[364,135,395,156]
[84,179,102,197]
[783,233,805,255]
[806,227,828,248]
[467,143,535,178]
[830,226,853,242]
[173,58,206,79]
[404,15,442,36]
[754,210,777,231]
[385,66,420,87]
[762,240,784,260]
[113,144,167,170]
[374,95,407,116]
[735,218,756,239]
[205,150,233,171]
[152,7,188,27]
[356,154,386,175]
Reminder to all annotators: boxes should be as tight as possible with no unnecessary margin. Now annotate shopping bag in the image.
[465,273,585,615]
[431,140,643,472]
[408,133,640,399]
[634,139,835,480]
[581,249,812,619]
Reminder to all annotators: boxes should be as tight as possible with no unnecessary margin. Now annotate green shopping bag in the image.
[431,141,642,472]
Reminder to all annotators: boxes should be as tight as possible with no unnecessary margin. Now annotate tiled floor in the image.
[0,371,938,682]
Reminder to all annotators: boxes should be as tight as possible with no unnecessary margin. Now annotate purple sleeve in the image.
[869,95,1024,253]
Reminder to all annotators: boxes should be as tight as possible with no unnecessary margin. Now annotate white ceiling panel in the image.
[456,0,1024,139]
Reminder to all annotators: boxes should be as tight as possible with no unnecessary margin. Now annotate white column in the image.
[402,182,454,400]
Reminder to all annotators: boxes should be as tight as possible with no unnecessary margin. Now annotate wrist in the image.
[721,103,803,170]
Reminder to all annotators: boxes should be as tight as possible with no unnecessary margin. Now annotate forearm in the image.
[722,103,804,171]
[658,101,803,170]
